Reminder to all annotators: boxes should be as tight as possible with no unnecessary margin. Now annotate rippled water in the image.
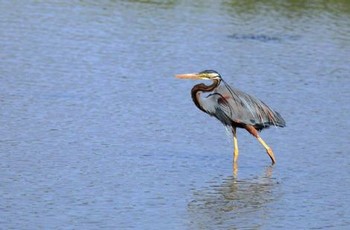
[1,0,350,229]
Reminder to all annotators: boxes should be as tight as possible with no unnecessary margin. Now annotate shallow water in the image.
[1,0,350,229]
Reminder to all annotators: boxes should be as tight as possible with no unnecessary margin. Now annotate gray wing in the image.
[207,80,286,129]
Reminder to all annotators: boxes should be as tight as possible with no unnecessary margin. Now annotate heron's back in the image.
[211,81,286,130]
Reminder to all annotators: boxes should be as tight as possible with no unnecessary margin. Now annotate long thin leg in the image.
[245,125,276,164]
[232,127,239,163]
[232,127,239,177]
[233,160,238,178]
[257,136,276,164]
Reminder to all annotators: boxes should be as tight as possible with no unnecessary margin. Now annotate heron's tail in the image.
[274,111,286,128]
[255,111,286,131]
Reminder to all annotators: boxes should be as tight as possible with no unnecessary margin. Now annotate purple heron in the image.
[176,70,285,164]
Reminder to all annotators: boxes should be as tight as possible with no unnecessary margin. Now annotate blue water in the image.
[1,1,350,229]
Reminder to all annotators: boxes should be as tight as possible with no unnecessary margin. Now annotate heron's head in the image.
[175,70,221,80]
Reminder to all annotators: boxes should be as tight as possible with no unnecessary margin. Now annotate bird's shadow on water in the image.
[187,166,281,229]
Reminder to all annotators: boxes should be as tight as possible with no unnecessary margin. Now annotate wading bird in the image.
[176,70,285,165]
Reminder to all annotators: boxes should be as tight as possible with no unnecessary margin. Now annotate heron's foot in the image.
[266,148,276,165]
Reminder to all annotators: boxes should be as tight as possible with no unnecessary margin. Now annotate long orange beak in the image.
[175,73,202,80]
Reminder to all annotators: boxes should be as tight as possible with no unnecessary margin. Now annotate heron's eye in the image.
[207,73,216,78]
[211,74,220,79]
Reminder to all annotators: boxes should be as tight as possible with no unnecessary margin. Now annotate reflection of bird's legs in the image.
[232,127,239,163]
[245,125,276,164]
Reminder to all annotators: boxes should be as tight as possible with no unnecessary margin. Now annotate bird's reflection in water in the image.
[188,166,280,229]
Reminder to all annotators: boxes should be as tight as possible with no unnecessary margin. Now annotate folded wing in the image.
[206,80,286,131]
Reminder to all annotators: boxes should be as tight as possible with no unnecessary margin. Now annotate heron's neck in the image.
[191,79,220,113]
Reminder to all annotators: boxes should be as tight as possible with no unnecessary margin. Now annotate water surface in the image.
[1,0,350,229]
